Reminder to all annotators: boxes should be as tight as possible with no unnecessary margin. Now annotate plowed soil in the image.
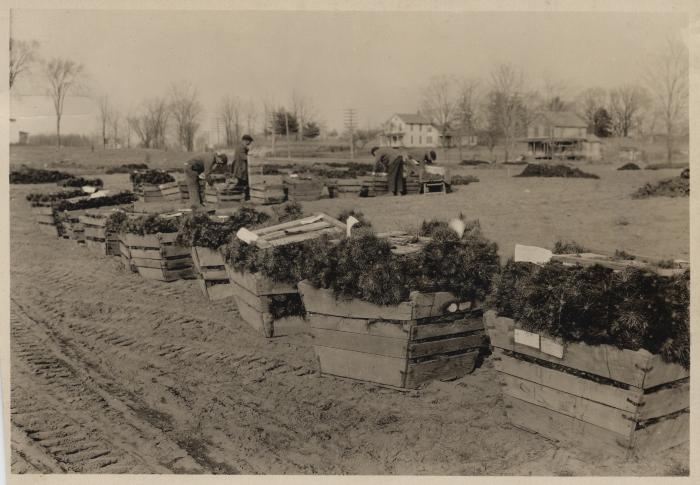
[8,169,689,476]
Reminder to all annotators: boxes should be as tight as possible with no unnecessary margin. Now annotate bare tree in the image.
[128,115,149,148]
[244,100,258,137]
[44,58,84,148]
[454,79,481,161]
[488,64,526,163]
[646,36,689,162]
[576,87,607,132]
[110,109,121,147]
[132,98,170,149]
[170,83,202,152]
[219,96,242,147]
[540,76,569,112]
[290,91,312,141]
[9,38,39,89]
[420,75,457,148]
[97,94,111,149]
[609,84,649,137]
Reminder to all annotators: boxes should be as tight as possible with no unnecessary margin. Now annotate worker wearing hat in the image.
[183,147,229,209]
[232,135,254,194]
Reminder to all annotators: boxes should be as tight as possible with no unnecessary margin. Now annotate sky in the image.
[10,8,689,137]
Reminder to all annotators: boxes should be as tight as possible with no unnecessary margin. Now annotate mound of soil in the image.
[515,164,599,179]
[618,163,640,170]
[451,175,480,185]
[633,177,689,199]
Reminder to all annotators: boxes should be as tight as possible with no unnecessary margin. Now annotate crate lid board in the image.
[236,213,346,248]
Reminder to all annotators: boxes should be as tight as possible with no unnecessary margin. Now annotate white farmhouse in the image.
[379,113,439,148]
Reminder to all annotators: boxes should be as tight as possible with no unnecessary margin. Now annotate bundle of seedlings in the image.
[118,213,180,235]
[336,209,372,229]
[485,257,689,457]
[515,163,599,179]
[59,177,104,188]
[176,207,270,249]
[26,189,86,206]
[632,176,689,198]
[271,201,304,223]
[488,260,689,369]
[10,167,74,184]
[52,191,137,213]
[618,163,641,170]
[105,163,149,174]
[129,170,176,186]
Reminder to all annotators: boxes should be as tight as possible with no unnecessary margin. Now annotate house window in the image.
[427,136,433,144]
[427,126,432,132]
[419,136,422,144]
[411,135,414,144]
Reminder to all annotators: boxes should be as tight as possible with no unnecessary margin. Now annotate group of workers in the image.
[184,134,254,209]
[371,146,438,195]
[184,136,439,209]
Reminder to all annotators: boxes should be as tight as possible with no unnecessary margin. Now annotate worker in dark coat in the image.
[231,134,254,188]
[183,149,229,209]
[370,146,396,173]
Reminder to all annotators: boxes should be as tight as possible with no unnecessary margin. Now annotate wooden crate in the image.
[204,183,246,209]
[118,235,138,273]
[191,246,234,301]
[404,173,421,195]
[361,173,389,197]
[484,310,689,458]
[57,209,87,243]
[249,184,286,205]
[32,205,60,237]
[329,179,363,198]
[137,181,182,203]
[423,181,446,195]
[79,209,122,256]
[228,213,347,336]
[299,280,485,389]
[284,177,323,202]
[121,232,195,282]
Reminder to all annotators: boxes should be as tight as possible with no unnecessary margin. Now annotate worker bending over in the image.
[183,149,229,210]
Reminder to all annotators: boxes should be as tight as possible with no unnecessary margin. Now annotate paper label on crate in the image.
[540,337,565,358]
[513,328,540,349]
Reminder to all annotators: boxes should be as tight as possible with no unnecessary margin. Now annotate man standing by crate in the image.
[232,135,254,195]
[183,149,229,209]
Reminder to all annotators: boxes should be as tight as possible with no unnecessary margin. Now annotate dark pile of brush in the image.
[129,170,175,186]
[59,177,104,187]
[118,213,180,235]
[26,189,86,206]
[450,175,480,185]
[516,164,599,179]
[10,167,74,184]
[488,258,690,369]
[176,207,271,250]
[105,163,149,174]
[633,176,689,198]
[618,163,641,170]
[52,191,136,212]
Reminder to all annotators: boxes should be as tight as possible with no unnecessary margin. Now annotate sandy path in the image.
[8,173,689,476]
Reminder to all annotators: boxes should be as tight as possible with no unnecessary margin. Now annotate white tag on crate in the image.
[540,337,565,358]
[236,227,259,244]
[513,328,540,349]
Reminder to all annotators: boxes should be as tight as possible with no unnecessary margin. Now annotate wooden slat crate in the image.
[57,209,87,243]
[228,213,347,336]
[121,232,195,282]
[138,181,182,203]
[329,179,363,198]
[299,280,485,389]
[284,177,323,201]
[423,181,447,195]
[32,205,60,237]
[483,310,689,458]
[118,234,138,273]
[191,246,234,301]
[361,173,389,197]
[249,184,286,205]
[79,208,122,256]
[405,173,421,195]
[204,183,246,209]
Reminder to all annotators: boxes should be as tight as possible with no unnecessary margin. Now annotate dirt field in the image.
[8,164,689,475]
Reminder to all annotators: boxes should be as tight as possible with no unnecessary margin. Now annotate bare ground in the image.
[8,166,689,475]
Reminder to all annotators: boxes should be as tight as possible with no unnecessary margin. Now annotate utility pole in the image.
[344,108,356,160]
[284,110,291,162]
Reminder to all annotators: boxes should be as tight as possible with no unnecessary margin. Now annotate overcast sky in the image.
[10,9,688,134]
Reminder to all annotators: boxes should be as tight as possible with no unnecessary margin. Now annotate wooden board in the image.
[311,328,409,358]
[234,292,274,337]
[484,311,651,388]
[314,346,407,388]
[498,373,636,436]
[408,333,485,359]
[492,349,640,413]
[132,257,193,271]
[197,278,235,301]
[200,268,229,281]
[632,411,689,457]
[642,354,689,389]
[230,281,268,313]
[503,396,633,456]
[639,381,689,420]
[137,266,195,282]
[404,350,479,389]
[411,318,483,340]
[307,313,411,340]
